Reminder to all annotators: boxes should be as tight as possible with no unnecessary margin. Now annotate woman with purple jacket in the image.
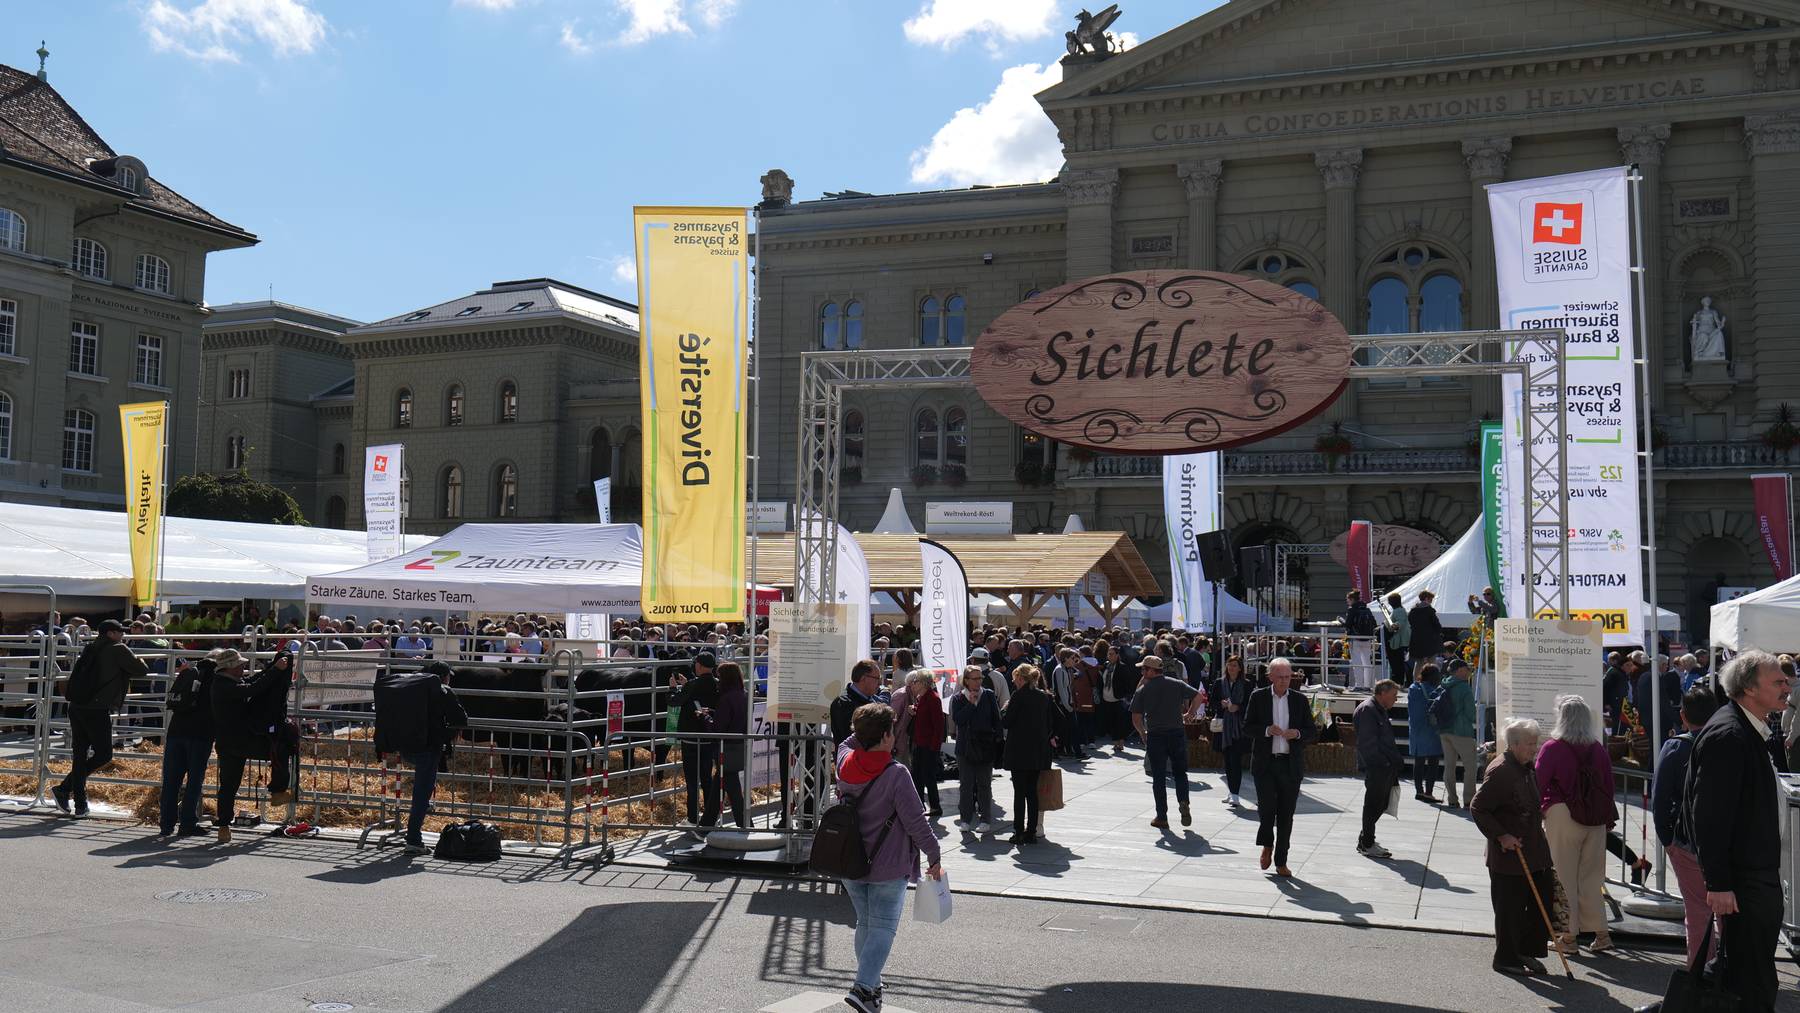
[835,702,944,1013]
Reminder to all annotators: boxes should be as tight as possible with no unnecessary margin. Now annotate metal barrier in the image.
[1226,630,1390,690]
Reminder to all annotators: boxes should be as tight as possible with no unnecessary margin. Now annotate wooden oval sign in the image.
[1328,525,1444,576]
[970,271,1351,454]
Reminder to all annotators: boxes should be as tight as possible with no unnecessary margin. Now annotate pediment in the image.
[1041,0,1794,102]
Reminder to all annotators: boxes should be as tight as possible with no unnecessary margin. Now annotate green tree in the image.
[167,472,308,526]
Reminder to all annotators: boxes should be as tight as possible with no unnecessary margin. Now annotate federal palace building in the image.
[185,0,1800,641]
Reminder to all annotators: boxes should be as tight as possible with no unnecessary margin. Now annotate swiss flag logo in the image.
[1532,202,1583,245]
[372,455,388,473]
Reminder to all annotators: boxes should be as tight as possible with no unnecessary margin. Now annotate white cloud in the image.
[609,255,637,286]
[559,20,596,53]
[561,0,736,50]
[903,0,1058,49]
[453,0,523,9]
[142,0,327,63]
[909,61,1063,187]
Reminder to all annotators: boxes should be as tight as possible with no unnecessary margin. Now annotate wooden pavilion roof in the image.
[747,531,1161,598]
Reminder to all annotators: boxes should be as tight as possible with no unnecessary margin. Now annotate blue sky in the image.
[10,0,1221,322]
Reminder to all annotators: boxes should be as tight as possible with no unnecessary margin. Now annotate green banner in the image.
[1480,421,1506,616]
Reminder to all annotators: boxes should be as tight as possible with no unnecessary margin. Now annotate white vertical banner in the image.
[364,443,405,561]
[918,538,969,670]
[1163,452,1220,631]
[799,511,873,664]
[566,612,609,656]
[1488,167,1641,645]
[594,477,612,524]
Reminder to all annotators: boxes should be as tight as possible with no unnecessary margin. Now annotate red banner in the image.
[1347,520,1373,602]
[1753,473,1794,581]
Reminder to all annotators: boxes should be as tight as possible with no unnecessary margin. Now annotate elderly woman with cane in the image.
[1471,717,1567,978]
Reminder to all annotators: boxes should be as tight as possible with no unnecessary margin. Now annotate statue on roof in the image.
[759,169,794,209]
[1066,5,1123,57]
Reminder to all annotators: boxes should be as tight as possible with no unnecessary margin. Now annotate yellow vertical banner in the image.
[118,401,168,607]
[634,206,748,621]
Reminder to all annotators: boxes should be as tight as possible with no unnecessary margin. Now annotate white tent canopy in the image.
[307,523,645,615]
[872,488,917,534]
[1388,516,1679,636]
[1145,591,1268,629]
[1710,572,1800,652]
[0,501,433,601]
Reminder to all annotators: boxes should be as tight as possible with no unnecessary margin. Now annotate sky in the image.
[10,0,1224,323]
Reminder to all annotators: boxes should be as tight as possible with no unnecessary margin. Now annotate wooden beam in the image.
[1086,593,1120,627]
[901,590,921,627]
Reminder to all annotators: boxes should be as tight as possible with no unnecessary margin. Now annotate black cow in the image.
[573,666,674,771]
[444,664,555,778]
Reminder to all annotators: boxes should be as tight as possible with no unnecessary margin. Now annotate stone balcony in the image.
[1064,441,1800,483]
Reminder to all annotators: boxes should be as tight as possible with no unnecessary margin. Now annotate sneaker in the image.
[1149,817,1170,829]
[405,840,430,855]
[177,825,209,838]
[73,797,89,817]
[973,822,992,835]
[1586,936,1615,954]
[50,785,71,814]
[1179,803,1191,827]
[844,983,881,1013]
[1358,843,1393,859]
[953,819,972,831]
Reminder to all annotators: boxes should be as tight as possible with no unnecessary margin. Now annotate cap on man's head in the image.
[1141,656,1163,670]
[214,648,245,668]
[969,647,990,661]
[97,619,126,634]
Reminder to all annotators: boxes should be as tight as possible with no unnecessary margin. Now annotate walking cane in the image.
[1517,848,1574,980]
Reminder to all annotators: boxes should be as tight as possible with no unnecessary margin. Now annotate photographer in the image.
[374,661,468,854]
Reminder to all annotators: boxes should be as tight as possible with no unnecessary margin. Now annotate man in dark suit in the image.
[1688,649,1790,1012]
[1246,657,1317,877]
[1630,649,1681,739]
[1353,680,1403,860]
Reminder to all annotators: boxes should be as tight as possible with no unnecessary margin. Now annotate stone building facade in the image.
[197,279,642,536]
[752,0,1800,640]
[0,58,255,507]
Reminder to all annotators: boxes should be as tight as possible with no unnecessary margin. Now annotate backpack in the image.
[808,761,897,879]
[62,642,105,707]
[166,663,210,715]
[1428,682,1457,729]
[1566,746,1617,827]
[434,820,503,861]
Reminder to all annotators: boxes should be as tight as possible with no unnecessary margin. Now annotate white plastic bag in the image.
[912,872,952,923]
[1386,784,1401,818]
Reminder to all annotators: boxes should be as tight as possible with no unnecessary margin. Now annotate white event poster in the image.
[1494,618,1604,735]
[1162,452,1220,631]
[1487,167,1641,645]
[364,443,405,561]
[594,477,612,524]
[918,538,969,671]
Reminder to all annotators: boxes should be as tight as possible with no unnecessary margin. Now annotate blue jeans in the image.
[406,750,438,843]
[1147,728,1189,818]
[840,877,908,992]
[159,734,212,833]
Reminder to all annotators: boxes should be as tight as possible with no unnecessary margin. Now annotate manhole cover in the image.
[309,1004,355,1012]
[1041,911,1143,935]
[154,888,267,904]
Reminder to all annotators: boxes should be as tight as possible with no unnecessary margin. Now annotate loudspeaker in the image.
[1239,545,1275,589]
[1194,530,1236,581]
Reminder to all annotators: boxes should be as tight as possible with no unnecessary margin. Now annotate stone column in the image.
[1744,113,1800,413]
[1315,148,1363,423]
[1619,124,1671,412]
[1062,167,1119,280]
[1177,159,1223,270]
[1462,137,1512,418]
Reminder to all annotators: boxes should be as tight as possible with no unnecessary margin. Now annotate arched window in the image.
[325,496,346,529]
[1365,277,1410,334]
[331,443,345,475]
[63,409,95,472]
[116,166,140,192]
[225,434,246,470]
[396,388,414,428]
[442,465,464,519]
[944,295,966,346]
[918,297,940,347]
[618,428,642,486]
[843,300,864,349]
[0,208,25,252]
[134,253,171,294]
[841,410,865,478]
[0,391,11,460]
[915,408,940,467]
[445,384,464,426]
[819,302,841,349]
[399,466,412,519]
[1237,251,1318,300]
[589,426,613,482]
[944,406,968,476]
[1362,244,1464,333]
[495,463,518,517]
[71,237,107,279]
[498,381,518,422]
[1017,428,1057,484]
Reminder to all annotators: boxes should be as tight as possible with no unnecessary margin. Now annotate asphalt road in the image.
[0,811,1792,1012]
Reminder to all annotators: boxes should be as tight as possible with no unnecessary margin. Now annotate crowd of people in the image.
[19,605,1800,1012]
